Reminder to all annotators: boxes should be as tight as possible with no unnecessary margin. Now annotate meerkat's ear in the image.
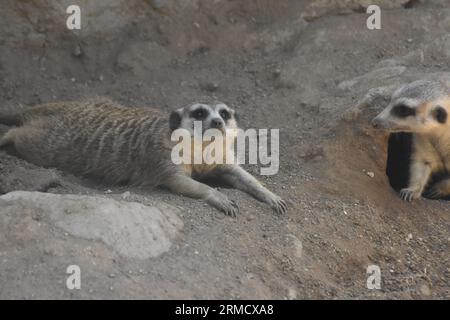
[433,105,447,124]
[169,109,182,131]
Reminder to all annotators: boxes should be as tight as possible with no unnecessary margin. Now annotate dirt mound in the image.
[318,87,450,298]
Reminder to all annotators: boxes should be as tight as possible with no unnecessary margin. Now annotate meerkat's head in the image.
[372,80,450,134]
[169,101,239,135]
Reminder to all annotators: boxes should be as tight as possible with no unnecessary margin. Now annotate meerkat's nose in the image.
[371,117,381,129]
[211,118,224,128]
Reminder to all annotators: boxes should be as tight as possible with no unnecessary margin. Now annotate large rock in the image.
[0,191,183,259]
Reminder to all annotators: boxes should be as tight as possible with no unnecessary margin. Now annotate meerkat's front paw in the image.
[206,190,239,217]
[265,194,288,214]
[424,180,450,199]
[424,187,442,199]
[399,188,422,202]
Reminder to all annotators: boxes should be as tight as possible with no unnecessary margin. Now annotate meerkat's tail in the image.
[0,110,23,126]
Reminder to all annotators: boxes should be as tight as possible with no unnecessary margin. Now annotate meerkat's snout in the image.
[371,109,398,131]
[202,104,234,133]
[371,116,383,129]
[372,100,425,132]
[210,117,224,129]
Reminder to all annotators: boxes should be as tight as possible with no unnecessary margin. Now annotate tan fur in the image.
[182,136,236,176]
[373,80,450,201]
[406,98,450,199]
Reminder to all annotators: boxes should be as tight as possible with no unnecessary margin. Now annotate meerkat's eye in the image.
[191,108,208,120]
[392,104,415,118]
[433,106,447,124]
[219,109,231,120]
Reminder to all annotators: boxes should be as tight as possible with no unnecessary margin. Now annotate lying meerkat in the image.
[372,80,450,201]
[0,98,287,216]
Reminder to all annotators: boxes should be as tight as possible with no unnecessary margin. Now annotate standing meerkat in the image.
[0,98,287,216]
[372,80,450,201]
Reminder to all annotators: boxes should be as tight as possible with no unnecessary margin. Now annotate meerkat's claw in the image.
[273,199,288,214]
[278,199,288,214]
[222,200,239,218]
[424,188,441,199]
[266,194,288,214]
[399,188,421,202]
[228,200,240,218]
[424,181,450,199]
[206,191,239,217]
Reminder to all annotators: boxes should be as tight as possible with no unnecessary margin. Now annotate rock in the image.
[201,81,219,92]
[273,68,282,78]
[338,67,406,91]
[150,0,165,9]
[72,44,82,57]
[420,284,431,296]
[303,0,411,21]
[407,233,413,242]
[287,287,298,300]
[121,191,131,200]
[285,234,303,259]
[27,33,46,48]
[0,191,183,259]
[374,59,404,69]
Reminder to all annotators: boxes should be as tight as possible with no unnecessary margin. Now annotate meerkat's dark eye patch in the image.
[219,109,231,121]
[433,105,447,124]
[190,107,208,120]
[169,110,182,131]
[392,104,416,118]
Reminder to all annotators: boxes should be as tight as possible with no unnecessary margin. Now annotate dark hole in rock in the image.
[386,132,412,192]
[386,132,450,199]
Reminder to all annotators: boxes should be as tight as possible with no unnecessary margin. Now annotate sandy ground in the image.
[0,0,449,299]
